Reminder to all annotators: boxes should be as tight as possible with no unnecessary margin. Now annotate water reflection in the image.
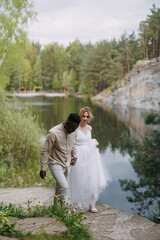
[22,102,55,106]
[99,103,154,142]
[17,96,156,219]
[90,106,129,152]
[99,146,138,213]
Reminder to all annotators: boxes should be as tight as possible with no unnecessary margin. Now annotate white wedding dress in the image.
[67,129,112,212]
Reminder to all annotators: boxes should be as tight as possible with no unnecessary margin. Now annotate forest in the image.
[0,2,160,98]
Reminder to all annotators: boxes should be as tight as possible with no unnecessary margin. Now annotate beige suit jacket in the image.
[40,123,77,171]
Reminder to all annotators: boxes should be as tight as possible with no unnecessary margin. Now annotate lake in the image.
[18,95,156,220]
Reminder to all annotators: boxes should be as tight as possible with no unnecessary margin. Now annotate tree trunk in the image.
[152,38,155,58]
[145,35,148,59]
[126,46,130,72]
[0,51,7,69]
[158,31,160,57]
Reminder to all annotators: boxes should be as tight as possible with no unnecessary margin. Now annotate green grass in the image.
[0,158,54,188]
[0,197,92,240]
[21,233,71,240]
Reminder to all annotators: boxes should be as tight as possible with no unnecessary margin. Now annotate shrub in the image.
[0,89,52,187]
[120,112,160,222]
[0,89,44,163]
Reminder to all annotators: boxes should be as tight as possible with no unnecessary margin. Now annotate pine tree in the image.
[120,112,160,221]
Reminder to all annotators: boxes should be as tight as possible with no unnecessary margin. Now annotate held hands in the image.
[70,155,77,165]
[40,170,46,179]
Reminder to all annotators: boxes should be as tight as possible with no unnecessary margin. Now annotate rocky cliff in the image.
[93,57,160,111]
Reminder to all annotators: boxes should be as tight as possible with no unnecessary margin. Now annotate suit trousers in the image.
[48,163,69,203]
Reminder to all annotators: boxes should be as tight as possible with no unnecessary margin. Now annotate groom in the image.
[40,113,81,202]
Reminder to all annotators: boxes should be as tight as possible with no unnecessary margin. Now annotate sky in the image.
[27,0,160,47]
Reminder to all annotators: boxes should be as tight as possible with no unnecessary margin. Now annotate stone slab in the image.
[10,217,67,235]
[1,187,160,240]
[0,187,54,209]
[83,202,160,240]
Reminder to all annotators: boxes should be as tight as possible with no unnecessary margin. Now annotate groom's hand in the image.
[70,156,77,165]
[40,170,46,179]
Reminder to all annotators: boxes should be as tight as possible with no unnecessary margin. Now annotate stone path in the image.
[84,203,160,240]
[0,187,160,240]
[0,187,54,208]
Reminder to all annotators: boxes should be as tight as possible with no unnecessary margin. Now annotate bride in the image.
[67,107,112,213]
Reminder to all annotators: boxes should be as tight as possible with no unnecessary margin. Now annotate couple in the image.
[40,107,111,213]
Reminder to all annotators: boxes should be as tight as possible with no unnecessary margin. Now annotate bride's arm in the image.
[88,125,99,147]
[87,124,92,132]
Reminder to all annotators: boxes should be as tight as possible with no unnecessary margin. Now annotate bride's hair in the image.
[79,107,94,122]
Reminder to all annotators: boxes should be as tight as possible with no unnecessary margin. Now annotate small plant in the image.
[112,98,116,105]
[0,196,92,240]
[52,195,86,225]
[46,195,91,240]
[0,211,9,226]
[0,211,17,237]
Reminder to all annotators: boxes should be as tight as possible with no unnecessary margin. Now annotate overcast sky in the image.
[27,0,160,47]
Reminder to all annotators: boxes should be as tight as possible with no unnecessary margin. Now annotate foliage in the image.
[52,42,67,90]
[0,196,92,240]
[0,89,56,188]
[0,88,43,162]
[40,44,55,90]
[32,54,43,88]
[139,4,160,59]
[0,210,23,238]
[0,0,36,90]
[0,89,55,188]
[0,0,36,68]
[120,112,160,221]
[1,4,160,97]
[0,157,54,188]
[5,54,32,91]
[144,112,160,125]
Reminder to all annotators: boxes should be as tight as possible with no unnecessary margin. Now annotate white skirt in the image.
[67,139,112,212]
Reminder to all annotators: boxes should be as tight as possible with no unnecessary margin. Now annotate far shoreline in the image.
[13,91,66,98]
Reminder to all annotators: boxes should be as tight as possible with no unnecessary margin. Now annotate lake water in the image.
[18,96,156,220]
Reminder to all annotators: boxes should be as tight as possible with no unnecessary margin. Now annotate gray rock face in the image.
[103,57,160,111]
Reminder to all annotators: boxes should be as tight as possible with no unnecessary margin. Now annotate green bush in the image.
[0,89,55,187]
[0,89,43,163]
[0,211,17,237]
[120,112,160,222]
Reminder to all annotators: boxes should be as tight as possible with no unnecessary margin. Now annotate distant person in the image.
[67,107,112,213]
[40,113,81,202]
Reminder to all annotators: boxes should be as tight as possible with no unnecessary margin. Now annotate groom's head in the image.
[64,113,81,134]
